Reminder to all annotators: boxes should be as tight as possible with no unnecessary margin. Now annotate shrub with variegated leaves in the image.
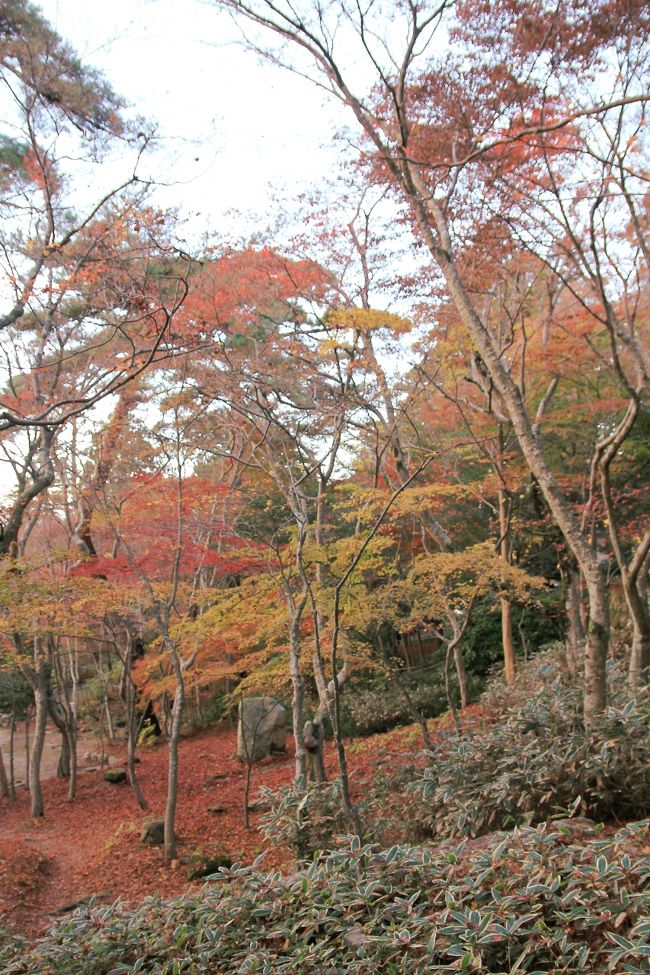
[3,821,650,974]
[413,650,650,839]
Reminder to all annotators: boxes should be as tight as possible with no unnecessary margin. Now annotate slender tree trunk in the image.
[596,408,650,691]
[444,640,462,735]
[304,718,327,783]
[164,648,185,862]
[67,725,77,801]
[103,691,115,744]
[9,711,16,799]
[288,591,308,791]
[24,712,30,789]
[498,481,516,685]
[564,563,584,675]
[29,668,48,817]
[453,640,470,710]
[330,608,364,838]
[56,731,70,779]
[445,610,470,709]
[243,759,252,830]
[67,647,79,802]
[629,551,650,689]
[582,569,610,721]
[0,745,9,797]
[406,175,611,724]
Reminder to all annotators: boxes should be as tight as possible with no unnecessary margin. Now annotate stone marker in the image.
[237,697,286,763]
[141,819,165,845]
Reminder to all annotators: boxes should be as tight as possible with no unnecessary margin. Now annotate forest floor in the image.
[0,718,438,936]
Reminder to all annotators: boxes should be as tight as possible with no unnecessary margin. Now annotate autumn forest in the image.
[1,2,650,972]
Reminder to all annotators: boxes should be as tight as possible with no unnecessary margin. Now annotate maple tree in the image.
[213,0,650,727]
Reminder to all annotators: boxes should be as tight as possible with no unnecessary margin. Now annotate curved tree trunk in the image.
[415,208,611,725]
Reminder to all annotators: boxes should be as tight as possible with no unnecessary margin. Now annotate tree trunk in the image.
[67,725,77,801]
[498,480,516,685]
[103,690,115,744]
[629,625,650,690]
[564,563,584,675]
[304,719,327,783]
[288,591,308,791]
[444,640,462,735]
[57,731,70,779]
[121,649,148,811]
[164,648,185,862]
[453,640,470,710]
[24,712,30,789]
[165,637,185,862]
[243,759,252,829]
[29,668,48,817]
[628,550,650,689]
[9,711,16,799]
[0,745,9,797]
[582,569,610,720]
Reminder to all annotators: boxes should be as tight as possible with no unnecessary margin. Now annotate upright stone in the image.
[237,697,286,763]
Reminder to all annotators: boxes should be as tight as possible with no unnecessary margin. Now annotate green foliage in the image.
[77,662,122,739]
[0,667,33,718]
[0,135,30,186]
[414,650,650,839]
[340,671,447,736]
[4,823,650,973]
[461,596,562,677]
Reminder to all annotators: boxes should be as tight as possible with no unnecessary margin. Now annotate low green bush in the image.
[4,822,650,973]
[340,670,448,737]
[414,650,650,839]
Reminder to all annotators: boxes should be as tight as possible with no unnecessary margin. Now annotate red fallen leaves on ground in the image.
[0,709,482,936]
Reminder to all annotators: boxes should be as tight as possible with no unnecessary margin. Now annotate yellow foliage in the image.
[327,307,412,334]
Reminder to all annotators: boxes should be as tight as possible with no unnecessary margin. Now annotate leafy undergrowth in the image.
[413,651,650,840]
[3,820,650,974]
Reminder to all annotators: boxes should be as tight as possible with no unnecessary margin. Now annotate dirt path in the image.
[0,720,114,787]
[0,726,298,935]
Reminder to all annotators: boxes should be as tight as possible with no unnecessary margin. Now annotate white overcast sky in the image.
[38,0,348,242]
